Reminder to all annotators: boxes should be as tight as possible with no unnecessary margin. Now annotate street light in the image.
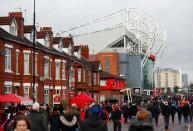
[32,0,36,102]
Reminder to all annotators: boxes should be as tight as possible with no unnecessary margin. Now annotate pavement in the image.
[107,115,193,131]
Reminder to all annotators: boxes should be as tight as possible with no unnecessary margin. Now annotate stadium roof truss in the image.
[63,8,166,68]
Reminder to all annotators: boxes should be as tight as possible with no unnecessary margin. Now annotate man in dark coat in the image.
[79,106,108,131]
[162,102,171,129]
[182,103,189,126]
[29,103,48,131]
[170,103,176,123]
[122,103,129,123]
[111,106,122,131]
[128,120,154,131]
[129,103,138,121]
[49,106,60,131]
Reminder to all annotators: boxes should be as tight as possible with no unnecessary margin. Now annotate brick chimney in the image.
[40,27,53,47]
[80,45,89,59]
[9,12,24,36]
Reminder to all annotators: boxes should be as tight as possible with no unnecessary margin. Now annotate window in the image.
[56,62,60,79]
[5,48,11,72]
[10,25,17,35]
[44,35,50,47]
[56,89,60,95]
[44,58,49,77]
[105,58,110,72]
[30,32,33,41]
[62,90,65,99]
[78,68,81,82]
[69,45,72,55]
[100,80,107,86]
[50,60,52,79]
[62,62,66,80]
[94,73,97,85]
[24,54,29,74]
[83,69,85,83]
[88,70,91,86]
[24,87,29,98]
[5,86,11,94]
[16,52,19,74]
[44,89,49,104]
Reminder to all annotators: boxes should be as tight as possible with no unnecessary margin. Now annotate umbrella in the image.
[0,94,33,105]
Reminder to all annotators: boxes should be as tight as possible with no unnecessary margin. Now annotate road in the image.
[107,115,193,131]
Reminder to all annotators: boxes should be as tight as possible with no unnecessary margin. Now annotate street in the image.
[107,115,193,131]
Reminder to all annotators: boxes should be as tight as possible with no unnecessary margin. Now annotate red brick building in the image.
[100,71,126,102]
[0,12,101,108]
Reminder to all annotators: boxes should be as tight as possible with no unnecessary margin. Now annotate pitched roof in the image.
[90,61,101,71]
[74,46,80,52]
[0,27,71,59]
[24,25,33,33]
[100,71,125,80]
[53,37,61,44]
[0,17,13,25]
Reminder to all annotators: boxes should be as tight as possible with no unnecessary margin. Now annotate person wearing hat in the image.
[28,102,48,131]
[79,105,108,131]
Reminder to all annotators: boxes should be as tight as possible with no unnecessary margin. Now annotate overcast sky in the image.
[1,0,193,84]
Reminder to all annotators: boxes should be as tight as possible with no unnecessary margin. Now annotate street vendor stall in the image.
[70,92,95,107]
[0,93,33,105]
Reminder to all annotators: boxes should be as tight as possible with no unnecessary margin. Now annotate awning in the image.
[0,94,33,105]
[70,92,95,107]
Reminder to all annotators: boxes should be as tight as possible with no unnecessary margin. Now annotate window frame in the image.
[56,62,60,80]
[78,68,82,83]
[44,58,49,78]
[5,86,12,94]
[24,53,30,75]
[24,86,29,98]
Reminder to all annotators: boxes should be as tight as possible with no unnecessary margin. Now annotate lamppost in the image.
[32,0,36,102]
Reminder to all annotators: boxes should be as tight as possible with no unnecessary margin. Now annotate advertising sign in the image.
[53,94,60,104]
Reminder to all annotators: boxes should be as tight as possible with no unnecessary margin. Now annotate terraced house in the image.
[0,12,101,107]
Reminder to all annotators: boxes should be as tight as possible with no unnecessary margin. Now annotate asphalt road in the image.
[107,115,193,131]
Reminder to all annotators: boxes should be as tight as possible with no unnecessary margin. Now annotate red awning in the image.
[0,94,33,105]
[70,92,95,107]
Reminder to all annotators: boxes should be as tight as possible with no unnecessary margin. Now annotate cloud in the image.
[0,0,193,83]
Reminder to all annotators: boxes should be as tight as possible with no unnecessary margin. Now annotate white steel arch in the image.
[62,8,166,67]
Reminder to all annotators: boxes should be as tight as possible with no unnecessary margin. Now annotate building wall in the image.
[154,67,181,90]
[97,52,119,76]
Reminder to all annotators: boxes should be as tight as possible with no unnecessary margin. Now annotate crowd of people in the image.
[0,94,193,131]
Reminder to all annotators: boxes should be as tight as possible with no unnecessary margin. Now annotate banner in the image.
[53,94,60,104]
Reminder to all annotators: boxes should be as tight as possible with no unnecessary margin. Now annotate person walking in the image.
[49,106,60,131]
[79,106,108,131]
[111,105,122,131]
[128,110,154,131]
[129,103,138,121]
[182,103,189,127]
[153,102,160,126]
[59,106,78,131]
[177,103,182,124]
[28,102,48,131]
[122,103,129,123]
[189,103,193,122]
[162,102,171,129]
[170,103,177,123]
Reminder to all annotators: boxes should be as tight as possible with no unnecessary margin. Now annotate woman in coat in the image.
[128,110,154,131]
[59,106,78,131]
[49,106,60,131]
